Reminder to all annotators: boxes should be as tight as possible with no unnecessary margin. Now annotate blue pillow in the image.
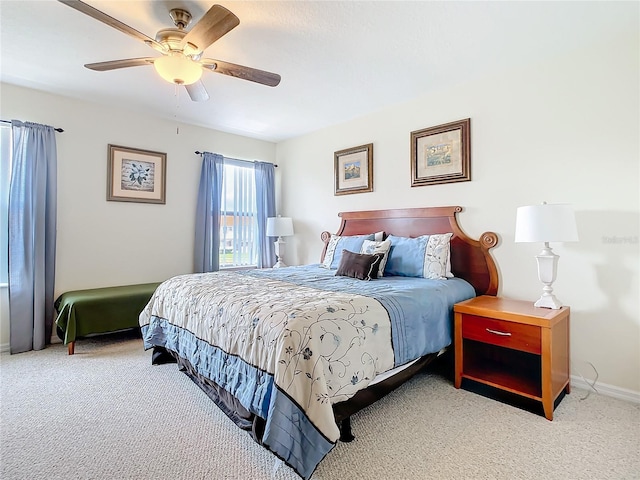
[331,235,375,269]
[384,235,429,277]
[384,233,454,278]
[322,234,375,269]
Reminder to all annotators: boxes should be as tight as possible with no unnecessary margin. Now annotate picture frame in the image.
[410,118,470,187]
[334,143,373,195]
[107,144,166,204]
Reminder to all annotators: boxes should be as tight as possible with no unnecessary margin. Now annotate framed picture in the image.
[410,118,470,187]
[107,144,166,204]
[334,143,373,195]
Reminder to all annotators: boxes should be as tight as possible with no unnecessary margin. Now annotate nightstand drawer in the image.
[461,315,541,354]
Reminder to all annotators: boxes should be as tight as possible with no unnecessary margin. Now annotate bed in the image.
[139,206,499,479]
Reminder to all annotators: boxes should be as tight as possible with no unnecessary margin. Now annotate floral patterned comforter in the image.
[139,266,475,479]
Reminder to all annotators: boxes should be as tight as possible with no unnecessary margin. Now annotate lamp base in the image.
[534,292,563,309]
[272,238,287,268]
[533,244,563,309]
[272,259,288,269]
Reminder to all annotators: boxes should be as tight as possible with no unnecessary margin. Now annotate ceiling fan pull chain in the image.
[174,84,180,135]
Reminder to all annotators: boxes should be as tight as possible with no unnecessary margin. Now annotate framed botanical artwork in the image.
[410,118,470,187]
[334,143,373,195]
[107,144,166,204]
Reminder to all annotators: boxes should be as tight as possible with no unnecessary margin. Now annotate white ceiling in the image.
[0,1,635,142]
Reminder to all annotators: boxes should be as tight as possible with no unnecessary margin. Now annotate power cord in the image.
[571,359,599,400]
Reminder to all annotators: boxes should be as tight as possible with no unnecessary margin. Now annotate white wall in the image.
[1,28,637,396]
[276,33,639,393]
[0,84,276,347]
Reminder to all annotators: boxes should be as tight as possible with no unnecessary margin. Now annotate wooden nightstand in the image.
[454,295,570,420]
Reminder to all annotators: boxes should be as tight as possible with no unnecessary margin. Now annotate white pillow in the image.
[360,239,391,277]
[423,233,453,279]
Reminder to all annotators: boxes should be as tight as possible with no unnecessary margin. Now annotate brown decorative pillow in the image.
[335,249,384,281]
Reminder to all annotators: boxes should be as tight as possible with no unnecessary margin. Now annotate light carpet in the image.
[1,332,638,480]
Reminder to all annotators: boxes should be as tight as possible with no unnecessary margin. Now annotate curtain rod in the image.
[195,151,277,167]
[1,119,64,133]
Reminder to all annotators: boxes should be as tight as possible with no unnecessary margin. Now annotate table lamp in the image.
[266,216,294,268]
[515,202,579,309]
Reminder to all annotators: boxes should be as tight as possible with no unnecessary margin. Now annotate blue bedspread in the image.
[246,265,476,366]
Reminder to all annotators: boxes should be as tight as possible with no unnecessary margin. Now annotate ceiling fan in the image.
[58,1,281,102]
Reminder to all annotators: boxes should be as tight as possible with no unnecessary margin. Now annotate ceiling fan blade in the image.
[185,81,210,102]
[202,59,281,87]
[85,58,156,72]
[180,5,239,54]
[58,1,165,52]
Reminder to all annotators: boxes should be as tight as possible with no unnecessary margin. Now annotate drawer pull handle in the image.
[486,328,511,337]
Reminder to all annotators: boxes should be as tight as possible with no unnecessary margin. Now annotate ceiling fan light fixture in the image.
[154,53,202,85]
[59,2,280,94]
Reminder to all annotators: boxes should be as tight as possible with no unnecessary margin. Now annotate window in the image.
[196,154,274,273]
[1,124,11,339]
[219,161,258,268]
[0,124,11,286]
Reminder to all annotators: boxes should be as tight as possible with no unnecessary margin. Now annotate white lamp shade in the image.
[515,203,579,243]
[266,216,294,237]
[154,54,203,85]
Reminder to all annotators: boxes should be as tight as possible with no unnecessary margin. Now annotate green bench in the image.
[54,282,161,355]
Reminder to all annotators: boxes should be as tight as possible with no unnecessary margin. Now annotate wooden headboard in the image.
[320,206,499,296]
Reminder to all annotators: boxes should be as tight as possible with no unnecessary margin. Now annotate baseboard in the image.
[571,374,640,404]
[0,336,60,354]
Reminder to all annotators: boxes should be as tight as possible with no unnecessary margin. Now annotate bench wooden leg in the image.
[67,341,75,355]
